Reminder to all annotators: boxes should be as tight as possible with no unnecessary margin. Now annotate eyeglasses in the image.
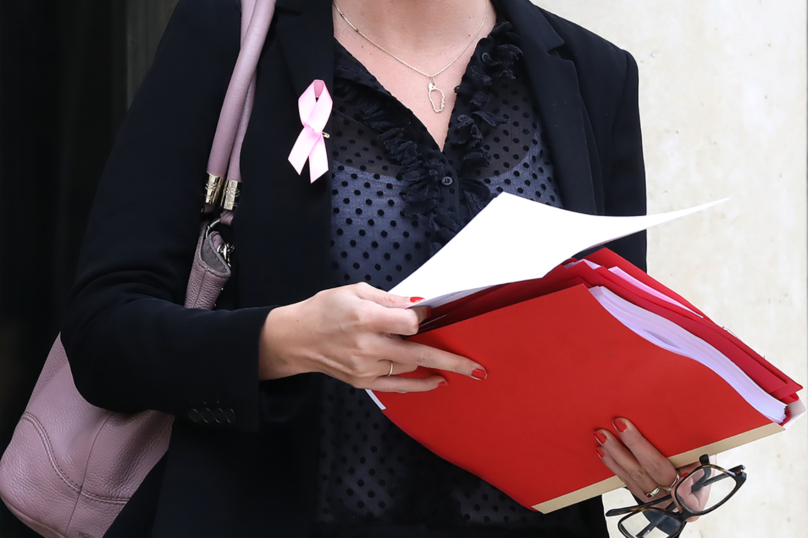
[605,454,747,538]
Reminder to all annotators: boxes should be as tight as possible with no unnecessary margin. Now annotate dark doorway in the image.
[0,0,175,535]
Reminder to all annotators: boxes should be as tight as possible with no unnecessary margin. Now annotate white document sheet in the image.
[392,193,726,308]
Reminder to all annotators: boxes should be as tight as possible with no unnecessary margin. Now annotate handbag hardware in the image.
[206,218,234,267]
[218,242,235,266]
[205,174,225,205]
[204,175,241,210]
[222,178,241,211]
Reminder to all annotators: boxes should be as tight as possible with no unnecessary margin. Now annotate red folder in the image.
[584,249,801,402]
[372,250,803,513]
[420,249,801,403]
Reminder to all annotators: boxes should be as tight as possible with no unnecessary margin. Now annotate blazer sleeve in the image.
[602,51,648,271]
[61,0,273,433]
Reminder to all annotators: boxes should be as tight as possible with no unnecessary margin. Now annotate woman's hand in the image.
[596,418,712,519]
[258,282,487,392]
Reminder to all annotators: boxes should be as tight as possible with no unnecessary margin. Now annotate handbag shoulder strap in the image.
[204,0,277,215]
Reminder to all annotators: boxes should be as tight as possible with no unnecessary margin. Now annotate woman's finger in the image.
[408,305,431,325]
[674,460,711,521]
[373,359,418,378]
[369,374,447,393]
[596,429,662,498]
[351,281,421,309]
[355,300,423,336]
[351,302,430,339]
[379,337,487,380]
[612,418,679,490]
[596,445,666,502]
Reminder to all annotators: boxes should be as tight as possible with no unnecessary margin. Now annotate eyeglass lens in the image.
[676,466,736,513]
[620,506,682,538]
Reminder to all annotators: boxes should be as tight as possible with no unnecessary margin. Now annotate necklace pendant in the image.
[428,80,446,114]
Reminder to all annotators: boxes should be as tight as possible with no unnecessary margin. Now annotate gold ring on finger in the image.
[387,361,395,377]
[643,486,662,499]
[661,472,681,493]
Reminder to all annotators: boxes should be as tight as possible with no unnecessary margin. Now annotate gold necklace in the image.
[333,1,489,113]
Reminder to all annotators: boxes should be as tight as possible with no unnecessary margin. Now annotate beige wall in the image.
[534,1,808,536]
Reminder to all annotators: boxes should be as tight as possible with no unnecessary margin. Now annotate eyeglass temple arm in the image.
[690,466,714,492]
[606,496,674,517]
[690,465,745,493]
[636,502,680,538]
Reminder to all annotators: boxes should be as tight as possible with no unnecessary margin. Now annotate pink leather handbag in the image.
[0,1,276,536]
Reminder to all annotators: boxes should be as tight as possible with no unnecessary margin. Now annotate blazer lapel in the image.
[499,0,597,215]
[236,0,336,307]
[275,0,335,101]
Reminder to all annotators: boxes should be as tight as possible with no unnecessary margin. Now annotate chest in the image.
[326,37,564,289]
[333,17,496,150]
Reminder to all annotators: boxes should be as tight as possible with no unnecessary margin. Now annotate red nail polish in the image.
[614,419,628,433]
[438,380,448,387]
[595,431,608,444]
[410,297,425,303]
[596,447,605,458]
[471,369,488,380]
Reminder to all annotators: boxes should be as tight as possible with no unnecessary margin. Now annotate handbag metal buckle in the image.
[205,218,234,267]
[218,243,234,266]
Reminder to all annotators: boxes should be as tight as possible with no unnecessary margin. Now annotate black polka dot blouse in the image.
[313,9,596,537]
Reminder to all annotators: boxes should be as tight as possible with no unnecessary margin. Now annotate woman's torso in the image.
[93,0,645,536]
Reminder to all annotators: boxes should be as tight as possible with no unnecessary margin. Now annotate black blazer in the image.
[61,0,647,536]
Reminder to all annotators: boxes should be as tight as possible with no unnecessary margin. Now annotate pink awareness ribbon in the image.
[288,79,333,183]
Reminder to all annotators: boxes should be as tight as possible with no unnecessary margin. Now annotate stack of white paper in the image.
[590,286,786,423]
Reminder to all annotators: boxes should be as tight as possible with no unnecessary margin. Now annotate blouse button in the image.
[441,176,453,186]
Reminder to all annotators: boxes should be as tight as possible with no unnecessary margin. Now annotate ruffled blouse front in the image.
[313,7,599,537]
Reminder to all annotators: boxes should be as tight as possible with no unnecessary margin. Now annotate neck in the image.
[333,0,492,59]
